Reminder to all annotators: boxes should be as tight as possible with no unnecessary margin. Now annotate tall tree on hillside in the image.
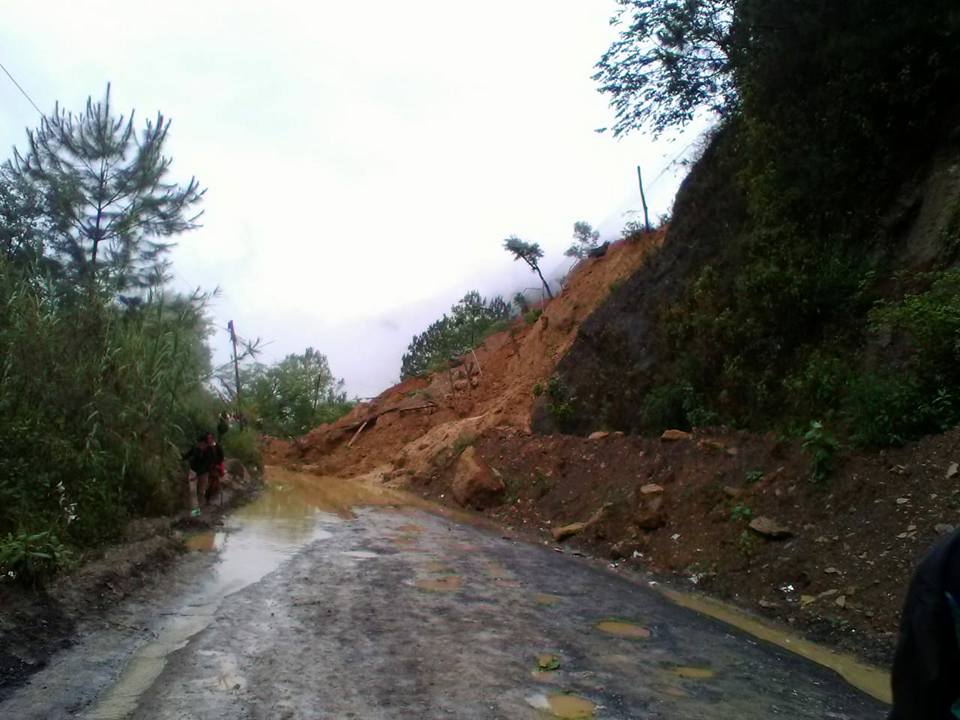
[503,236,553,299]
[594,0,735,136]
[5,84,205,293]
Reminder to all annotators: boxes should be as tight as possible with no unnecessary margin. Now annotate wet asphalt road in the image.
[0,468,888,719]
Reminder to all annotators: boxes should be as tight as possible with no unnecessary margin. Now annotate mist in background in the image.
[0,0,704,398]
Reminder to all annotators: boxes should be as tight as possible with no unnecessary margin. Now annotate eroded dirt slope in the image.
[264,233,662,478]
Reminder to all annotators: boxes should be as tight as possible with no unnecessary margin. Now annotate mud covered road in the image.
[0,467,889,719]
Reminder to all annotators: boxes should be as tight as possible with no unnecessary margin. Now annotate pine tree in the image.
[503,236,553,299]
[5,84,205,294]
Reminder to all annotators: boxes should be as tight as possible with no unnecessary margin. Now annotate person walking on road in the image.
[181,433,212,517]
[889,528,960,719]
[205,431,225,505]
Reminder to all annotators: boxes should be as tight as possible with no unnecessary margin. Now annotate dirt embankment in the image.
[413,425,960,665]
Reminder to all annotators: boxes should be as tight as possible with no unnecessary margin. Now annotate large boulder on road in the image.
[452,447,505,510]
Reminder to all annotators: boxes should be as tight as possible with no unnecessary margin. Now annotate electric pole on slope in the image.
[227,320,242,416]
[637,165,651,233]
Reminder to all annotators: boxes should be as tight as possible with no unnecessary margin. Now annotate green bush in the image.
[450,434,476,457]
[639,382,718,432]
[546,376,576,431]
[845,373,956,448]
[0,258,216,558]
[802,421,840,484]
[524,308,543,325]
[401,291,512,379]
[0,531,70,588]
[222,427,263,473]
[842,270,960,446]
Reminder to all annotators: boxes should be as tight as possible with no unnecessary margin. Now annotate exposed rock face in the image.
[532,127,744,436]
[661,429,692,442]
[451,447,505,510]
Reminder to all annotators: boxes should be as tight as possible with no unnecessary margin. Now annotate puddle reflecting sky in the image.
[87,468,384,719]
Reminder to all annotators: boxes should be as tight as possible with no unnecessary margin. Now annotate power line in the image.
[646,136,701,192]
[0,58,43,116]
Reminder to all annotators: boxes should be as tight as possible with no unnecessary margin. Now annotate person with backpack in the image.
[889,528,960,719]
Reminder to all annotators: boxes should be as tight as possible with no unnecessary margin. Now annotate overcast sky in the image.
[1,1,703,397]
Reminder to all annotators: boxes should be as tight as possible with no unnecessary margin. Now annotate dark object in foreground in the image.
[889,529,960,719]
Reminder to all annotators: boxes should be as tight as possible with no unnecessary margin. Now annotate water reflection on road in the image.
[87,468,389,719]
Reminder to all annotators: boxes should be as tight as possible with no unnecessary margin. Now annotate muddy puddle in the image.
[527,691,595,718]
[85,467,402,719]
[660,588,891,704]
[595,620,652,639]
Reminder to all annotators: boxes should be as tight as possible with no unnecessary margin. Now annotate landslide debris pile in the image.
[263,233,661,480]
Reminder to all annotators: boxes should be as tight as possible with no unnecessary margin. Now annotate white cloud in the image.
[0,0,705,396]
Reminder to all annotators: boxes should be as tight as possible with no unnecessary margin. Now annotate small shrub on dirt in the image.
[532,470,554,498]
[744,469,764,485]
[546,376,576,431]
[450,434,476,457]
[802,421,839,484]
[639,382,718,433]
[222,427,263,473]
[738,529,759,558]
[0,531,71,588]
[621,219,648,241]
[502,474,523,504]
[524,308,543,325]
[729,504,753,523]
[532,382,544,397]
[609,279,624,295]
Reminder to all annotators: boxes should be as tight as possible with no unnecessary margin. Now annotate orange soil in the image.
[263,233,662,479]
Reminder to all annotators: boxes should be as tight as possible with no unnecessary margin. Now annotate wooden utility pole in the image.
[227,320,242,409]
[637,165,651,232]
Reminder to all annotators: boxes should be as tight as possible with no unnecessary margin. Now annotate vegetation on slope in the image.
[550,0,960,446]
[401,291,512,380]
[0,88,216,584]
[0,88,347,585]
